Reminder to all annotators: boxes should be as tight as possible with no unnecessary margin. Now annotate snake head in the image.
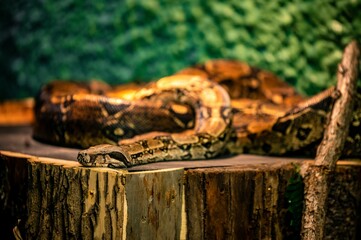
[77,144,131,168]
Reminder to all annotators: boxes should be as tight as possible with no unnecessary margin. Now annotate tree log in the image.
[1,150,361,239]
[301,41,360,239]
[185,162,296,240]
[185,161,361,240]
[0,151,184,240]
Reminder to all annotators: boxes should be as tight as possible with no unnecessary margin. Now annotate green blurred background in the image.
[0,0,360,100]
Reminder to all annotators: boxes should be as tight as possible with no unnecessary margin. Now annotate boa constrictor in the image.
[33,60,361,168]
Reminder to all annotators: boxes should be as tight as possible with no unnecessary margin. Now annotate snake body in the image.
[33,60,361,167]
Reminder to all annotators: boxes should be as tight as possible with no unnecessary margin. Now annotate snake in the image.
[33,59,361,167]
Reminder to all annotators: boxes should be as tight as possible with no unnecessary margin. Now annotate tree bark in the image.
[0,151,185,240]
[301,41,360,239]
[185,162,297,240]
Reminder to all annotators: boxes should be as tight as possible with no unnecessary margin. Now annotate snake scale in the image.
[33,60,361,167]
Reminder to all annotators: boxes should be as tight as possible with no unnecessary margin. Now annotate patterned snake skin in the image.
[33,60,361,167]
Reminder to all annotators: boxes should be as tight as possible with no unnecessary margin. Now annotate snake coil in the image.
[33,60,361,167]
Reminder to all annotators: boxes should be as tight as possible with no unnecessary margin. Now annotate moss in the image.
[1,0,360,100]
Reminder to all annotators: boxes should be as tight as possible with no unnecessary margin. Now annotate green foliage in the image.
[1,0,360,100]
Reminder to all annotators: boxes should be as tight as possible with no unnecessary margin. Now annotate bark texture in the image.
[0,151,184,240]
[301,41,360,239]
[324,165,361,240]
[125,170,184,240]
[1,151,361,239]
[26,157,126,240]
[185,162,361,240]
[185,162,299,240]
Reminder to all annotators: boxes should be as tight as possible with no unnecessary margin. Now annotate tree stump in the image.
[1,146,360,239]
[0,151,185,240]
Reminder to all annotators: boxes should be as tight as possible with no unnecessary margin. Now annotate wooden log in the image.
[323,164,361,239]
[0,151,185,240]
[186,161,361,240]
[1,150,361,239]
[125,169,185,239]
[185,162,297,240]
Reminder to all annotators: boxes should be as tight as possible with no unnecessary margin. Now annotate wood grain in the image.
[185,162,296,240]
[0,151,186,239]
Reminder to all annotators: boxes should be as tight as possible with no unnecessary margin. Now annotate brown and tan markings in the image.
[33,60,361,167]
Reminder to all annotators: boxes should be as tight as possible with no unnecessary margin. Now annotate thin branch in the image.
[301,40,360,240]
[315,40,360,169]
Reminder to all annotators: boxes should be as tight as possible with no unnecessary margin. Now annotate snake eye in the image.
[296,127,312,141]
